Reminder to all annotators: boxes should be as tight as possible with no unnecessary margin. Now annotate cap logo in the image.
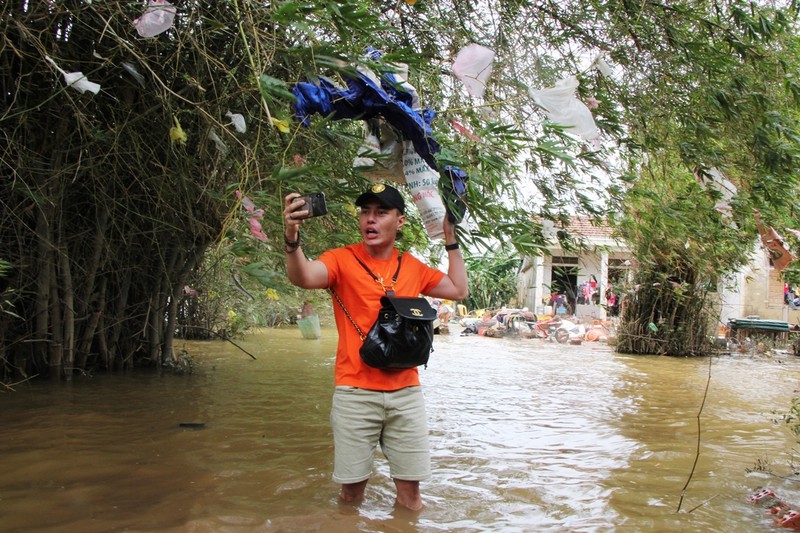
[371,184,386,193]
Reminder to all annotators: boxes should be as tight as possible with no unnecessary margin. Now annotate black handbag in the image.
[359,295,436,369]
[330,253,437,370]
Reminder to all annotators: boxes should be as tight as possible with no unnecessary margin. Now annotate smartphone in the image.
[297,192,328,218]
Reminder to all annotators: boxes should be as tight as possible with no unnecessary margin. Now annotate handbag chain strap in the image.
[328,251,404,341]
[329,288,366,341]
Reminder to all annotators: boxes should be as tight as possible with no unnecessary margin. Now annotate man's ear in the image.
[397,214,406,229]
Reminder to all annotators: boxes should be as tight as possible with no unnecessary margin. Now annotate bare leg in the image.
[340,479,368,504]
[394,479,423,511]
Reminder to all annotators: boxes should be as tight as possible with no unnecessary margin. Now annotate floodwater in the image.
[2,328,800,532]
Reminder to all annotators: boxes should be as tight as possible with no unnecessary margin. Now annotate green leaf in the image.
[259,75,297,104]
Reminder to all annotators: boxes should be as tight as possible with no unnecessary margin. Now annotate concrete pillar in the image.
[598,252,609,320]
[534,256,545,314]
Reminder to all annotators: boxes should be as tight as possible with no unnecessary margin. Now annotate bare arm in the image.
[426,217,469,301]
[283,193,329,289]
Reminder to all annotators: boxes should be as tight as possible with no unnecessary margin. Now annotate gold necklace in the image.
[371,258,394,288]
[355,247,399,293]
[363,253,396,292]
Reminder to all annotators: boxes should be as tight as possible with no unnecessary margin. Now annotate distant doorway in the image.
[550,257,578,314]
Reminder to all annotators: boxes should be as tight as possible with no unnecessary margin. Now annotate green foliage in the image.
[0,259,19,320]
[3,0,800,375]
[777,397,800,441]
[614,158,749,355]
[604,3,800,354]
[181,250,333,338]
[463,254,521,312]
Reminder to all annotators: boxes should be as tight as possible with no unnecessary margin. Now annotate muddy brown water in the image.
[2,327,800,532]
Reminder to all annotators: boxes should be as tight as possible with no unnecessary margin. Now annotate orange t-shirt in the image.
[318,242,445,390]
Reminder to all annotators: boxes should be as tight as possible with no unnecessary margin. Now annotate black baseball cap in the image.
[355,183,405,214]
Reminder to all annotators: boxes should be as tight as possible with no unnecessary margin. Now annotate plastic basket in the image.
[297,315,321,340]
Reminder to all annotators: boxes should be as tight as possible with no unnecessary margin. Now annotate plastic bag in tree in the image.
[121,62,146,88]
[208,129,227,154]
[590,54,613,77]
[452,44,495,98]
[226,111,247,133]
[133,0,176,38]
[353,119,405,183]
[528,76,600,141]
[45,56,100,95]
[169,115,186,144]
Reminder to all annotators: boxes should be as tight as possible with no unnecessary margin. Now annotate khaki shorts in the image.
[330,385,430,484]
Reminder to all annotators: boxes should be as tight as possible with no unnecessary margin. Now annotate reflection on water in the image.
[2,328,800,532]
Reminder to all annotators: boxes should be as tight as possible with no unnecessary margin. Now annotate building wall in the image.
[517,248,633,320]
[518,237,800,326]
[717,271,746,326]
[742,248,800,323]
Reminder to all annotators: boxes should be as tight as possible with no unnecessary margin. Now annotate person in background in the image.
[606,286,619,316]
[300,300,316,318]
[437,299,454,323]
[554,292,568,315]
[588,275,599,304]
[282,183,468,511]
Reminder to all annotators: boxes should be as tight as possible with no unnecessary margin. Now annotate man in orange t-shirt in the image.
[283,183,468,511]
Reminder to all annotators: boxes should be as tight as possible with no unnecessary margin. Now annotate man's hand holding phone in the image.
[284,192,328,224]
[284,192,328,254]
[298,192,328,219]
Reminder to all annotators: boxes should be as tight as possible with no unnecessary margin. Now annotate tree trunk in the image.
[48,259,62,379]
[35,207,53,379]
[76,276,106,370]
[59,245,75,379]
[77,206,109,321]
[148,292,162,368]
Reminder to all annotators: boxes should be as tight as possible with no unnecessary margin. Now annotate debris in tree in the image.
[134,0,176,38]
[452,43,495,98]
[44,56,101,95]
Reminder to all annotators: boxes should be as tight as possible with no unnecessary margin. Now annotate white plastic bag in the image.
[590,54,612,77]
[121,62,146,88]
[226,111,247,133]
[207,129,227,154]
[402,140,445,239]
[452,44,495,98]
[529,76,599,141]
[133,0,176,38]
[44,56,100,95]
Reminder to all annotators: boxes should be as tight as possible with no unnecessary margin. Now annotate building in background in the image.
[516,217,634,320]
[516,217,799,325]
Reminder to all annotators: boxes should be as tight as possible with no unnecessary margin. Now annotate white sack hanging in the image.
[402,140,446,240]
[353,119,405,184]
